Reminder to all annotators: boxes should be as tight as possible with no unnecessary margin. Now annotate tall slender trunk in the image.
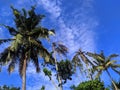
[51,77,59,90]
[106,70,118,90]
[87,66,93,80]
[52,46,62,90]
[22,56,27,90]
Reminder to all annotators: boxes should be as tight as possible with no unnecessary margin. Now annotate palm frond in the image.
[111,68,120,75]
[105,60,117,67]
[52,42,68,56]
[8,61,16,73]
[86,52,104,63]
[0,24,18,36]
[10,34,23,51]
[22,8,27,18]
[11,5,20,17]
[111,64,120,68]
[29,27,55,39]
[30,39,55,64]
[78,50,94,66]
[30,48,40,72]
[0,39,15,45]
[95,66,104,70]
[107,54,119,60]
[72,54,82,72]
[0,47,11,65]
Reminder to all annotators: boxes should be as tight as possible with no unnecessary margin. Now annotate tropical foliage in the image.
[57,60,73,85]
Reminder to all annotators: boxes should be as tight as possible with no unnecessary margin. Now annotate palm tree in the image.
[72,49,95,80]
[86,51,120,90]
[0,6,55,90]
[52,42,68,90]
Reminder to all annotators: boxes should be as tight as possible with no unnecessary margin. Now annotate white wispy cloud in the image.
[38,0,98,54]
[38,0,61,18]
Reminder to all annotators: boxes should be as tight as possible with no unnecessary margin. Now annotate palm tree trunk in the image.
[52,46,63,90]
[22,56,27,90]
[106,70,118,90]
[86,65,93,80]
[51,77,59,90]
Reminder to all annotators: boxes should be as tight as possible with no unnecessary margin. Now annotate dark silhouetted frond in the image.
[0,39,15,45]
[0,24,18,35]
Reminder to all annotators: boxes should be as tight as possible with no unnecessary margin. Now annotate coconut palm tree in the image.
[0,6,55,90]
[52,42,68,90]
[86,51,120,90]
[72,49,95,80]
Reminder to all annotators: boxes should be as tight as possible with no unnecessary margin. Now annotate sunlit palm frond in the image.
[8,61,16,73]
[105,60,117,68]
[107,54,119,60]
[10,34,23,52]
[86,52,104,63]
[29,27,55,40]
[95,66,104,70]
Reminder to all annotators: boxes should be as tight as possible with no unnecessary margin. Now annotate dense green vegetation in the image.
[74,79,109,90]
[0,5,120,90]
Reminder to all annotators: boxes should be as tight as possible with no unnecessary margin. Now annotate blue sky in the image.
[0,0,120,90]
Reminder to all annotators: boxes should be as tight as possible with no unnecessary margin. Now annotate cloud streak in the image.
[38,0,98,55]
